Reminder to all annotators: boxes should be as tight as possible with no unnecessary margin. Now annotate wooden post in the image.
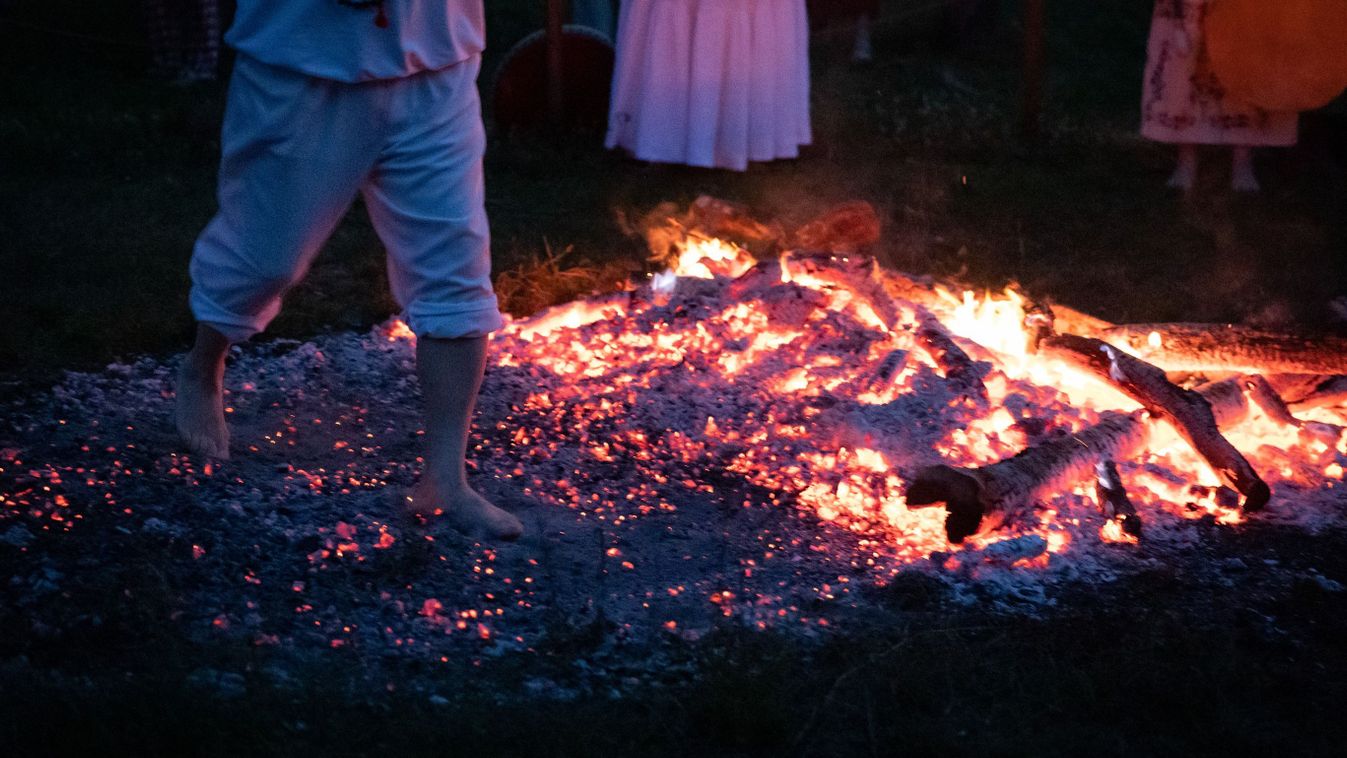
[1021,0,1045,143]
[546,0,567,126]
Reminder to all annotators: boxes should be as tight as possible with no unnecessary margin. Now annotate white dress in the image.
[605,0,812,171]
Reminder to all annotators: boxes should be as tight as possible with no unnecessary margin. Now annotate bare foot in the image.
[852,16,873,63]
[1231,147,1260,193]
[1231,164,1261,193]
[175,360,230,459]
[407,479,523,541]
[1166,162,1196,191]
[1167,144,1197,192]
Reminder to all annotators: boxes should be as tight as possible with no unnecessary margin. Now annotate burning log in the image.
[1101,323,1347,376]
[779,252,990,399]
[913,311,989,402]
[1196,374,1303,429]
[1094,460,1143,539]
[865,349,910,395]
[1203,375,1347,444]
[780,250,910,329]
[907,412,1148,543]
[1021,300,1056,354]
[1040,334,1271,512]
[1267,374,1347,412]
[1045,304,1115,341]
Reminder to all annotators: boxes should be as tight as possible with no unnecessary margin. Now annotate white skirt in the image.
[605,0,812,171]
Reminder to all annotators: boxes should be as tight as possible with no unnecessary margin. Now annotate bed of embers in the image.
[2,199,1345,689]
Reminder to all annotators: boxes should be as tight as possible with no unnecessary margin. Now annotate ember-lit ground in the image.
[4,242,1346,714]
[4,252,1347,754]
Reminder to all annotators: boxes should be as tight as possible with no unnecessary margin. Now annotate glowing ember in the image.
[4,223,1345,660]
[484,238,1346,565]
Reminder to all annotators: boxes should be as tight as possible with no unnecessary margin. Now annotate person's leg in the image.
[1231,145,1260,192]
[364,56,519,538]
[176,323,231,458]
[1167,143,1198,190]
[852,13,873,63]
[178,56,379,458]
[410,337,522,539]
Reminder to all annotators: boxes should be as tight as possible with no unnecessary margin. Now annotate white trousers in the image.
[190,53,503,342]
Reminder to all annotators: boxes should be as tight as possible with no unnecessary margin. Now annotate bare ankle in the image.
[184,324,231,379]
[181,354,219,381]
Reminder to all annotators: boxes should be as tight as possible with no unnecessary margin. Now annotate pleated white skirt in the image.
[605,0,812,171]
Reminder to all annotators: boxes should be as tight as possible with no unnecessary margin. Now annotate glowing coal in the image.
[4,211,1346,664]
[423,232,1345,559]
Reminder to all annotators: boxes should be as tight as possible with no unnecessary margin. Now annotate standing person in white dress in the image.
[175,0,523,540]
[1140,0,1297,192]
[605,0,812,171]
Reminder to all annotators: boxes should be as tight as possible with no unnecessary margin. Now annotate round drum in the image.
[1205,0,1347,112]
[492,24,615,134]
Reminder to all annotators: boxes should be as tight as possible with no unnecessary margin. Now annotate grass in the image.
[2,2,1347,754]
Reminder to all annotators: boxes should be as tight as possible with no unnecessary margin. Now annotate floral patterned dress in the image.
[1141,0,1297,146]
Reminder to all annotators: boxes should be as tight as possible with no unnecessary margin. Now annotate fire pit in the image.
[2,201,1345,662]
[479,222,1346,550]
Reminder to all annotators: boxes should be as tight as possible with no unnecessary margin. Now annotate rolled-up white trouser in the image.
[190,53,503,342]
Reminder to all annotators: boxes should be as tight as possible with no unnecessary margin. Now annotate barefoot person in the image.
[1141,0,1297,192]
[176,0,523,540]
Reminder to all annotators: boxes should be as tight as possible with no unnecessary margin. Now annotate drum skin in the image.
[1204,0,1347,112]
[492,25,615,134]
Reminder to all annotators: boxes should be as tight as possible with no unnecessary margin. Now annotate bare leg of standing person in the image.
[176,324,231,459]
[852,14,873,63]
[406,336,523,540]
[1167,143,1198,190]
[1231,146,1260,192]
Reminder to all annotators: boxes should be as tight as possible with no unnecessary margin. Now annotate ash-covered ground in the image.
[3,267,1346,704]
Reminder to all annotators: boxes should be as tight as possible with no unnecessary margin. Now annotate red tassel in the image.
[374,2,389,28]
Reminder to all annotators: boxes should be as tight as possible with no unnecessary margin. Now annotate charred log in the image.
[1041,334,1271,512]
[913,312,989,402]
[1267,374,1347,412]
[779,252,993,400]
[1095,460,1143,539]
[780,251,911,329]
[865,349,910,394]
[1196,374,1303,429]
[1102,323,1347,376]
[907,411,1148,543]
[1045,304,1115,340]
[1022,300,1056,354]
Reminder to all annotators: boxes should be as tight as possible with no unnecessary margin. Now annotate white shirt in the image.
[226,1,485,82]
